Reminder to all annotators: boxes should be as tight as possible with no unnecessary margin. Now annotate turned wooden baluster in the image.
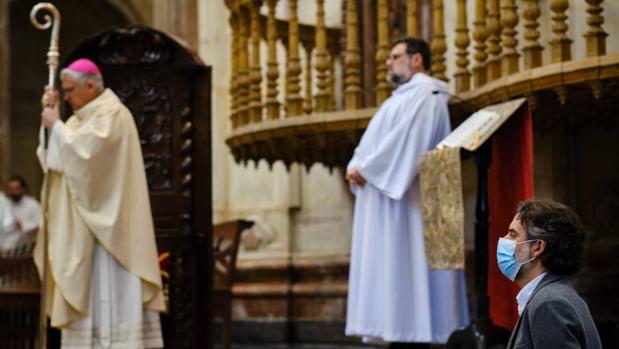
[455,0,471,93]
[431,0,447,81]
[345,0,361,110]
[265,0,280,120]
[249,0,263,123]
[472,0,488,87]
[486,0,502,81]
[584,0,607,57]
[550,0,572,63]
[237,7,250,126]
[407,0,418,37]
[375,0,392,104]
[522,0,542,69]
[303,42,314,114]
[500,0,519,76]
[314,0,331,112]
[229,13,239,128]
[286,0,303,116]
[329,53,336,110]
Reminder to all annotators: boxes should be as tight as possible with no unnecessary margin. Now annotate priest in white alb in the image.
[0,176,43,251]
[345,37,469,349]
[36,58,166,348]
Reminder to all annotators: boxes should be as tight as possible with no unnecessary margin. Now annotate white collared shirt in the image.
[516,272,547,316]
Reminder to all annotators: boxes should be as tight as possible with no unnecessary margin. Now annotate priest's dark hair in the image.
[391,37,431,71]
[517,199,586,276]
[8,175,29,191]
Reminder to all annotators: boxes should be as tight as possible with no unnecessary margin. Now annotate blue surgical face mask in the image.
[496,238,538,281]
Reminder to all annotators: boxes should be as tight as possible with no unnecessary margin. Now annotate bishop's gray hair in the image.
[60,68,105,92]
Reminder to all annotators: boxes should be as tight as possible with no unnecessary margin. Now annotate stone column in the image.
[152,0,198,50]
[0,0,9,182]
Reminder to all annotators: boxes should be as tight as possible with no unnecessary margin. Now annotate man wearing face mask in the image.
[498,199,602,349]
[345,37,469,349]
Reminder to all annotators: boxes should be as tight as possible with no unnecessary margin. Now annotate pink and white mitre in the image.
[66,58,101,75]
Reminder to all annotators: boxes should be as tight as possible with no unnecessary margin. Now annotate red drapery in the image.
[488,104,534,330]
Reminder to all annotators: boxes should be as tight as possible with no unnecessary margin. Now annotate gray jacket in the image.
[507,273,602,349]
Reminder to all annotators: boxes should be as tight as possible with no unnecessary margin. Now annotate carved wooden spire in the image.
[265,0,279,120]
[472,0,488,87]
[486,0,502,81]
[345,0,361,110]
[454,0,470,92]
[407,0,418,37]
[237,7,250,125]
[431,0,447,81]
[550,0,572,63]
[249,0,263,123]
[303,42,314,114]
[375,0,392,104]
[584,0,607,57]
[522,0,542,69]
[500,0,519,75]
[286,0,303,116]
[314,0,331,112]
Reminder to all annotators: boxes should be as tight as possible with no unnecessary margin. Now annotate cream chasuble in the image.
[35,89,166,347]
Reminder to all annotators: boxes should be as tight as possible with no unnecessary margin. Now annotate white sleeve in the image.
[36,126,48,172]
[46,121,65,172]
[0,195,15,234]
[18,199,43,233]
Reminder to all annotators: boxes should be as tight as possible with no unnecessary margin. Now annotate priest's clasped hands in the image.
[41,86,60,129]
[346,168,366,186]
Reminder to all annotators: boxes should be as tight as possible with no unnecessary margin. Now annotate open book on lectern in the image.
[438,97,527,151]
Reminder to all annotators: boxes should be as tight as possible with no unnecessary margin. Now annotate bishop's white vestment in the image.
[345,73,469,344]
[36,88,166,348]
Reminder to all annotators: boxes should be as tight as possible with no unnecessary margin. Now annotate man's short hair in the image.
[60,69,105,93]
[8,175,28,190]
[391,37,431,71]
[517,199,586,276]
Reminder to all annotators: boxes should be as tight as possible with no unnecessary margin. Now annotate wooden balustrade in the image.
[225,0,615,130]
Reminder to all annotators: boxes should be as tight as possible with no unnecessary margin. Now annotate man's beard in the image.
[9,195,23,203]
[388,72,411,86]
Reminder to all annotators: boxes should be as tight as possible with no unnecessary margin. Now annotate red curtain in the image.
[488,104,534,330]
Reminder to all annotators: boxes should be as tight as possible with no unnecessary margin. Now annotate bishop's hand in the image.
[41,86,60,129]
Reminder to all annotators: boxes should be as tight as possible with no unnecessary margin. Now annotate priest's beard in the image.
[388,70,413,86]
[9,195,22,203]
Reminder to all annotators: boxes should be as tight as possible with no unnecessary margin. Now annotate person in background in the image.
[5,175,42,238]
[345,37,469,349]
